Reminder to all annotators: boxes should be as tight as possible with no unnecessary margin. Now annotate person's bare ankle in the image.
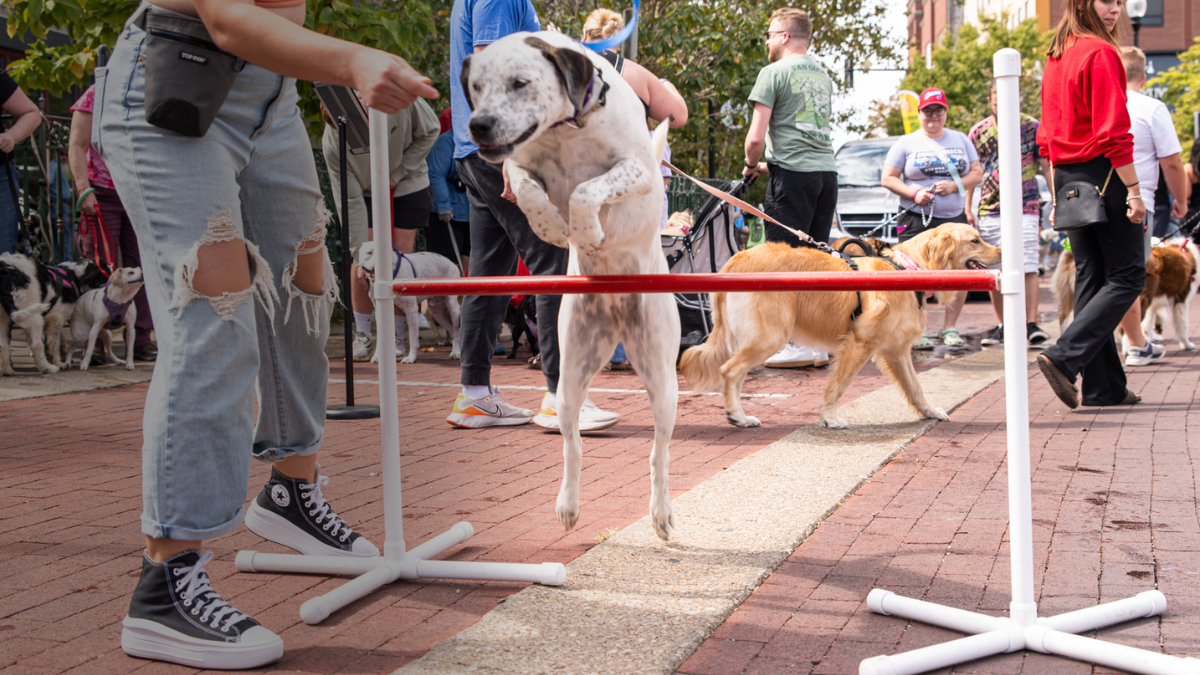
[145,537,201,563]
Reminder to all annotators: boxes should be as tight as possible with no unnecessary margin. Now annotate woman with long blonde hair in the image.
[1036,0,1146,408]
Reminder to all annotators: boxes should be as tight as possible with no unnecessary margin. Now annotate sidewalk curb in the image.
[394,345,1037,675]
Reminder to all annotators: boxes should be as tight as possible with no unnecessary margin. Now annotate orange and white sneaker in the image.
[532,392,620,433]
[445,389,534,428]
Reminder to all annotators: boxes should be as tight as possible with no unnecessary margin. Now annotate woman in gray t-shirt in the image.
[879,88,983,350]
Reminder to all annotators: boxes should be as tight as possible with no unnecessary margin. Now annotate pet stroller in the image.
[661,178,746,350]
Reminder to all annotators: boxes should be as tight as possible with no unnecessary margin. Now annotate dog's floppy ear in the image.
[524,36,594,113]
[924,228,959,271]
[460,55,474,110]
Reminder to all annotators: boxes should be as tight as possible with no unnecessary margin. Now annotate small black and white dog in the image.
[0,253,105,375]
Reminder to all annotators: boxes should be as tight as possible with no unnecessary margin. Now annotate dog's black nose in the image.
[469,115,496,140]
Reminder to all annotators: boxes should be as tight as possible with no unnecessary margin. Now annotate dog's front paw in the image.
[555,491,579,532]
[820,415,848,429]
[1182,340,1196,351]
[450,348,461,360]
[650,498,674,541]
[727,413,761,428]
[41,363,60,375]
[400,353,417,364]
[925,407,950,421]
[125,361,136,371]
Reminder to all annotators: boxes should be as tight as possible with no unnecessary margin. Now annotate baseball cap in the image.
[917,88,948,111]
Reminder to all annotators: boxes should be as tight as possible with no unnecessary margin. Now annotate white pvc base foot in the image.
[237,521,566,625]
[861,588,1200,675]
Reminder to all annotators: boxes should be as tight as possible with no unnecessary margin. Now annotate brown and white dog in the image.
[64,267,144,371]
[1054,238,1199,350]
[0,253,105,375]
[680,223,1001,429]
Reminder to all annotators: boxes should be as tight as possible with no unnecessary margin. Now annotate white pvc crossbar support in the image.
[235,108,566,625]
[859,49,1200,675]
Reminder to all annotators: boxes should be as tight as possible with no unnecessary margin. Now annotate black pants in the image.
[456,154,568,392]
[896,210,967,242]
[424,214,471,267]
[763,166,837,245]
[1044,156,1145,406]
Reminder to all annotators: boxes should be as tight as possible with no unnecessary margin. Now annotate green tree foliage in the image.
[1150,37,1200,157]
[895,16,1049,134]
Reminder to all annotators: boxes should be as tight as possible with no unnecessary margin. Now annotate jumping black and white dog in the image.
[0,253,105,375]
[462,32,679,539]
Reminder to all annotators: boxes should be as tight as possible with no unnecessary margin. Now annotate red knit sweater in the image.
[1036,36,1134,168]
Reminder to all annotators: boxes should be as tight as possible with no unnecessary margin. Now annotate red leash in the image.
[78,206,116,277]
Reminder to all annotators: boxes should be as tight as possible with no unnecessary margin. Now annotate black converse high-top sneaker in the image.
[121,549,283,669]
[245,466,378,557]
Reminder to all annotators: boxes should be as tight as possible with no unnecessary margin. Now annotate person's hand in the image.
[932,180,954,196]
[1127,191,1146,229]
[1049,206,1055,228]
[742,162,767,179]
[913,188,934,206]
[79,190,97,216]
[438,210,453,222]
[501,160,517,204]
[965,209,976,228]
[0,132,14,154]
[349,48,438,114]
[1172,196,1187,220]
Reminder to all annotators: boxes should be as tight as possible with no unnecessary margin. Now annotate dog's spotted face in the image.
[461,33,595,163]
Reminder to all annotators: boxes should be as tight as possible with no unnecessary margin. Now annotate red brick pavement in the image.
[0,298,1005,675]
[678,327,1200,674]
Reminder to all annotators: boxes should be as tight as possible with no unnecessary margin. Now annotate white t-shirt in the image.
[1126,89,1182,202]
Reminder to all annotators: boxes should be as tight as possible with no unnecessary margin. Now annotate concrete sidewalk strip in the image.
[396,346,1031,675]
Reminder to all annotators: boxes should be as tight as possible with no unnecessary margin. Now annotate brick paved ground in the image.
[678,319,1200,674]
[0,294,1014,675]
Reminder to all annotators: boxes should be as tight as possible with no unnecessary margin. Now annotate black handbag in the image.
[140,10,244,137]
[1052,164,1113,232]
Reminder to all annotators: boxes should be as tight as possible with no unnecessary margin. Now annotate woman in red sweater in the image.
[1036,0,1147,409]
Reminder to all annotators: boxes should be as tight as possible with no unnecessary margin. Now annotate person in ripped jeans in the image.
[95,0,437,669]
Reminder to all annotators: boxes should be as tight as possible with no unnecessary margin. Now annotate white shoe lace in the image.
[300,475,354,542]
[172,551,248,632]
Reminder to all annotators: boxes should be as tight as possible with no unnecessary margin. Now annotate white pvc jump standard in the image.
[859,50,1200,675]
[235,108,566,626]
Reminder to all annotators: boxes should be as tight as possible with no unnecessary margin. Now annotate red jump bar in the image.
[393,271,998,297]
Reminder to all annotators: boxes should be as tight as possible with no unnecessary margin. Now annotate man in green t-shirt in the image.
[743,7,838,369]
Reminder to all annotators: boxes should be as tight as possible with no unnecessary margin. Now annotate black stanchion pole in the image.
[327,116,380,420]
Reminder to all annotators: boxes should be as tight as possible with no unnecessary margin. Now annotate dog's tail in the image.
[679,293,733,393]
[1053,250,1075,328]
[651,118,670,169]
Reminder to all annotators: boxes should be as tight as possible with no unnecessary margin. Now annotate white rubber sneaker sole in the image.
[244,501,378,557]
[121,617,283,670]
[445,412,534,428]
[532,412,620,433]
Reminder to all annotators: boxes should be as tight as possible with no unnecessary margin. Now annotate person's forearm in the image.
[881,175,917,199]
[744,138,765,165]
[7,110,40,145]
[195,1,365,88]
[1161,155,1187,204]
[68,144,90,192]
[962,166,983,191]
[1113,163,1141,193]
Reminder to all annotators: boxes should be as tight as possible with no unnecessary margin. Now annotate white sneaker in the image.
[764,341,815,368]
[533,392,620,432]
[418,314,430,329]
[446,388,535,428]
[1125,342,1165,366]
[812,350,831,368]
[351,331,372,362]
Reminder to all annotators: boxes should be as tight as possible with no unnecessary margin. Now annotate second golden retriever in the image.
[680,223,1001,428]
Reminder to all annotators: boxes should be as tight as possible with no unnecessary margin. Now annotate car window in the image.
[835,141,897,188]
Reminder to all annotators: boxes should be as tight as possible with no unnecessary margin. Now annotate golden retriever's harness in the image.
[833,237,926,319]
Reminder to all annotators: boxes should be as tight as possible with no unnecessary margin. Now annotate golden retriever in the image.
[680,223,1001,429]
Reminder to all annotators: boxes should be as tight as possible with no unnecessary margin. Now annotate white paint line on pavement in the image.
[328,379,791,398]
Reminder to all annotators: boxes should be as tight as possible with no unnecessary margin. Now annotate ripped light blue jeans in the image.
[96,4,338,541]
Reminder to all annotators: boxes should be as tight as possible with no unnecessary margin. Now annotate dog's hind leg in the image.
[17,311,58,374]
[430,297,461,360]
[78,320,104,371]
[878,345,948,423]
[398,297,421,364]
[554,295,617,533]
[818,335,875,428]
[623,295,680,540]
[1173,297,1194,350]
[719,342,779,428]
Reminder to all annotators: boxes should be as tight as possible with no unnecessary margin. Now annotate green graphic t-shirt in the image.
[748,54,836,173]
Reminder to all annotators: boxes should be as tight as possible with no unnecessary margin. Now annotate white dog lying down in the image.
[65,266,144,371]
[462,31,679,539]
[356,242,461,364]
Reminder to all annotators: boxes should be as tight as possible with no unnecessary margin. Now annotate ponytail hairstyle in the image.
[582,8,624,41]
[1047,0,1121,59]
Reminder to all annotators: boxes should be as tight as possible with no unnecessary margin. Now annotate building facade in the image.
[907,0,965,64]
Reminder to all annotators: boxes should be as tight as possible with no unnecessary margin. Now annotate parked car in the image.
[830,137,902,243]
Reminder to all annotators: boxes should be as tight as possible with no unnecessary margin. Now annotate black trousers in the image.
[896,209,967,242]
[763,165,837,245]
[456,154,568,392]
[1044,156,1145,406]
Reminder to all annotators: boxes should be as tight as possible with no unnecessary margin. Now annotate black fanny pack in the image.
[140,9,244,137]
